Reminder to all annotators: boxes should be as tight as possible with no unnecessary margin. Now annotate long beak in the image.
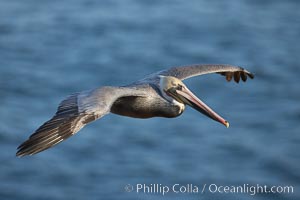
[167,87,229,128]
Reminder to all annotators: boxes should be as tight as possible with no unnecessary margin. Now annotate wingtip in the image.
[16,146,29,157]
[16,150,26,157]
[239,66,254,79]
[16,141,31,157]
[16,145,24,157]
[248,72,255,79]
[16,153,24,158]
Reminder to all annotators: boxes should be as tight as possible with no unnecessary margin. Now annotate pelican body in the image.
[110,82,184,118]
[16,64,254,156]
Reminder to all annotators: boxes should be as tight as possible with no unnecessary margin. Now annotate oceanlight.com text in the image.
[124,183,294,196]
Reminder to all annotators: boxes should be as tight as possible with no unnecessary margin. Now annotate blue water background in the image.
[0,0,299,200]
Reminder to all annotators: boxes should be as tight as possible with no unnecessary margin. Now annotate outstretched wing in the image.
[148,64,254,83]
[16,89,106,156]
[16,86,146,157]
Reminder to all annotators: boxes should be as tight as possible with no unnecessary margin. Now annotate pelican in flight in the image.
[16,64,254,156]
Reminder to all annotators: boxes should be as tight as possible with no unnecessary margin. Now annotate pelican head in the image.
[159,76,229,128]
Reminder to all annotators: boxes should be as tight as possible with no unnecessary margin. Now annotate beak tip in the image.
[225,121,230,128]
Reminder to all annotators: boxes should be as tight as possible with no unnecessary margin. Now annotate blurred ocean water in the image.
[0,0,299,199]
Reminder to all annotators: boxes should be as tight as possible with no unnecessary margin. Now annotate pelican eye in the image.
[176,84,183,90]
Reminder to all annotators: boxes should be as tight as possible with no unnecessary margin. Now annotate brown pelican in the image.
[16,64,254,157]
